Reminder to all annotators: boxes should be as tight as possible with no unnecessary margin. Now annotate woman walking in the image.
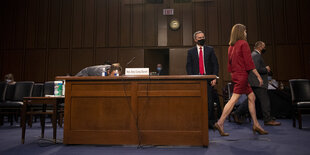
[214,24,268,136]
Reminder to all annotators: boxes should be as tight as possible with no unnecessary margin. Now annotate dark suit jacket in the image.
[75,65,111,76]
[248,50,268,89]
[156,69,169,75]
[186,45,219,76]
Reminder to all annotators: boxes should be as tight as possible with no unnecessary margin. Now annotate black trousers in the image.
[207,83,216,126]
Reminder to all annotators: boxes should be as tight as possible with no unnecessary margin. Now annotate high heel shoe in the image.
[252,126,268,135]
[214,123,229,136]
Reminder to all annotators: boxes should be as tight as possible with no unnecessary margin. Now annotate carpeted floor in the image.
[0,116,309,155]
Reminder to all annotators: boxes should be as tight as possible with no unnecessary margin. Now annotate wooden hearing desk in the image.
[56,75,216,146]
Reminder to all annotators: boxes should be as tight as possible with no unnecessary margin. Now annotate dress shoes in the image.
[252,126,268,135]
[264,120,281,126]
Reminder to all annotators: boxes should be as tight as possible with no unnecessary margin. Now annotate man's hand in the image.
[258,76,263,87]
[211,79,217,86]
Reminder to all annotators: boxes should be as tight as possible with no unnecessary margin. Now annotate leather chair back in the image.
[44,81,54,96]
[32,83,44,97]
[0,82,7,101]
[289,79,310,102]
[5,84,15,101]
[13,81,34,101]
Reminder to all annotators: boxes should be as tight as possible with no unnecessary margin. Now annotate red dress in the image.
[228,40,255,94]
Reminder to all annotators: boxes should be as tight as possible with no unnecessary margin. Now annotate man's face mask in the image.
[197,39,205,46]
[261,49,266,54]
[157,67,162,72]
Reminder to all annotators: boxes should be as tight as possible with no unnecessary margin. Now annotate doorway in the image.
[144,49,169,75]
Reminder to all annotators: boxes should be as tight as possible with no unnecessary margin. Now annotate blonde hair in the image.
[229,24,247,46]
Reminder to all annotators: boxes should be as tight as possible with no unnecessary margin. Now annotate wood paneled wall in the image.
[0,0,309,91]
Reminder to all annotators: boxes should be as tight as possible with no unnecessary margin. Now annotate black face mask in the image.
[197,39,205,46]
[261,49,266,54]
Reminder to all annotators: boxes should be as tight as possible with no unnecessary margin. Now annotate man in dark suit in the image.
[247,41,281,126]
[156,63,168,75]
[186,31,219,128]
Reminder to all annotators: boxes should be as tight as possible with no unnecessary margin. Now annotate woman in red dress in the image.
[214,24,268,136]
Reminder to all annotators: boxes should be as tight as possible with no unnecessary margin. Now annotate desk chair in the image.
[289,79,310,129]
[27,83,44,127]
[0,82,7,101]
[0,81,33,126]
[0,82,7,125]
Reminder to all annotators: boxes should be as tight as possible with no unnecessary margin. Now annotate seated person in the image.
[75,62,111,76]
[156,64,168,75]
[75,65,111,76]
[4,73,16,85]
[109,63,122,76]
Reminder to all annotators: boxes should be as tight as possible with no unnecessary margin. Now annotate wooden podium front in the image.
[56,75,216,146]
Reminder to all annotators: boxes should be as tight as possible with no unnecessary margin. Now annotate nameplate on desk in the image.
[125,68,149,75]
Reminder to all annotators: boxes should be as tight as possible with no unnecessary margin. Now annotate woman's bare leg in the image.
[247,92,262,128]
[217,93,241,128]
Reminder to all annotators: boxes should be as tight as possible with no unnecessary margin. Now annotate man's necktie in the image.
[199,47,204,75]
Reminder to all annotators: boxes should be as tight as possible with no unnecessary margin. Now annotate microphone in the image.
[125,57,136,67]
